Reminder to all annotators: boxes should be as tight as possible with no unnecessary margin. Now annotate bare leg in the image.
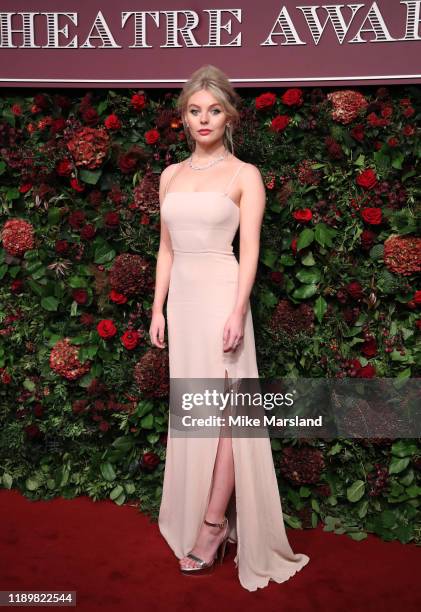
[179,430,234,568]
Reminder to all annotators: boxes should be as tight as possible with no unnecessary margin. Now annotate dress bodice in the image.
[161,191,240,255]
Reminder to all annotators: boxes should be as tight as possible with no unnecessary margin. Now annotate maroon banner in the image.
[0,0,420,88]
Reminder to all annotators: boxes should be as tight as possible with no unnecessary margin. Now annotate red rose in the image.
[403,125,415,137]
[361,229,376,250]
[416,320,421,331]
[356,168,378,190]
[270,114,290,132]
[104,113,121,130]
[357,364,376,378]
[55,239,69,254]
[68,210,86,230]
[281,88,303,107]
[99,420,110,432]
[140,451,160,471]
[110,289,128,304]
[72,289,88,305]
[361,207,382,225]
[293,208,313,223]
[131,93,146,111]
[80,312,95,327]
[255,92,276,110]
[414,290,421,305]
[25,423,42,439]
[121,330,140,350]
[11,279,23,293]
[11,103,22,116]
[346,281,363,300]
[97,319,117,339]
[80,224,96,240]
[145,129,159,144]
[56,159,73,176]
[19,183,33,193]
[361,338,377,358]
[140,213,150,225]
[1,368,12,384]
[403,106,415,118]
[104,211,120,228]
[82,107,99,125]
[291,237,298,254]
[351,124,365,142]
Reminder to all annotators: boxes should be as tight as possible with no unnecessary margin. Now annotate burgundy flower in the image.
[346,281,364,300]
[72,289,88,305]
[255,92,276,110]
[361,338,377,358]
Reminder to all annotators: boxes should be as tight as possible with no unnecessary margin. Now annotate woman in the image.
[149,64,310,591]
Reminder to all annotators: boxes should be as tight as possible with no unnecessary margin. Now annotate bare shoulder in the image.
[161,161,181,181]
[239,162,264,187]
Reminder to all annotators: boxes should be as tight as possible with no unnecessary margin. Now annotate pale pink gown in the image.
[158,159,310,591]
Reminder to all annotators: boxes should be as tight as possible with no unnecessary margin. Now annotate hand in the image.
[223,310,245,353]
[149,311,166,348]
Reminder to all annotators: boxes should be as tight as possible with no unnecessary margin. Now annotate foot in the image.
[179,518,229,570]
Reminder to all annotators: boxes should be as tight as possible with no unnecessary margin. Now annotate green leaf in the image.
[48,208,61,225]
[348,532,367,541]
[110,485,124,500]
[26,477,40,491]
[301,252,316,266]
[100,462,116,481]
[389,456,410,474]
[79,169,102,185]
[296,229,314,251]
[94,243,116,264]
[347,480,365,502]
[292,283,318,299]
[41,296,59,311]
[391,440,418,457]
[314,223,335,248]
[140,413,154,429]
[296,268,321,284]
[2,473,13,489]
[314,295,327,323]
[261,248,278,269]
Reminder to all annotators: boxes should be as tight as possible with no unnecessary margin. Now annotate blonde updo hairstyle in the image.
[176,64,242,154]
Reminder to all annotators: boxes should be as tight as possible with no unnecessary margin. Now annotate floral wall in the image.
[0,85,420,542]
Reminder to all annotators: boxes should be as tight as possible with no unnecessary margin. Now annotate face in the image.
[184,88,228,146]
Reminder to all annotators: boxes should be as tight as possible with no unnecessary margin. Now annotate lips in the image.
[198,130,211,134]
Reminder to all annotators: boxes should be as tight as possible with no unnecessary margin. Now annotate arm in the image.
[149,165,175,348]
[223,164,266,352]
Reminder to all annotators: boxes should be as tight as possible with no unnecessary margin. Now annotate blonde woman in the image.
[149,64,310,591]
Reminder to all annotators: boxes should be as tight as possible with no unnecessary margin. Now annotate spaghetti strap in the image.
[164,161,186,197]
[223,162,246,197]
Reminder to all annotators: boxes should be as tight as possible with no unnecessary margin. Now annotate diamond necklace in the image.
[188,149,230,170]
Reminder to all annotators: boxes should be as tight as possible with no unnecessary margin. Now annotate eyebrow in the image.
[187,103,222,108]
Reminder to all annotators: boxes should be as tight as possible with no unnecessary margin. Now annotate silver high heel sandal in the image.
[180,516,230,575]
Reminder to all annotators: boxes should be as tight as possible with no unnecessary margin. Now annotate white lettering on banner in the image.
[0,2,420,49]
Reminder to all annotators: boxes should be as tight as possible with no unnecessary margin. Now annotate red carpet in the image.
[1,489,419,611]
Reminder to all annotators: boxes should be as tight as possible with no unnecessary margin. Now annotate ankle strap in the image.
[204,516,227,529]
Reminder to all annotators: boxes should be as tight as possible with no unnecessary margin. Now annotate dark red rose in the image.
[357,364,376,378]
[403,125,415,137]
[255,92,277,110]
[68,210,86,229]
[56,159,73,176]
[104,211,120,228]
[351,124,365,142]
[99,420,110,432]
[415,320,421,331]
[414,290,421,305]
[270,115,290,132]
[11,279,23,293]
[1,369,12,384]
[19,183,33,193]
[145,129,159,144]
[140,451,160,471]
[82,107,99,125]
[281,88,303,107]
[72,289,88,305]
[361,207,382,225]
[25,423,42,439]
[80,224,96,240]
[88,190,103,207]
[33,403,44,418]
[109,289,128,304]
[357,168,378,190]
[346,281,364,300]
[361,338,377,358]
[97,319,117,339]
[104,113,121,130]
[293,208,313,223]
[361,229,376,250]
[72,399,87,414]
[55,239,69,254]
[121,330,140,350]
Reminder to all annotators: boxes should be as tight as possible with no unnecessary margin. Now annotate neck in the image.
[192,141,228,160]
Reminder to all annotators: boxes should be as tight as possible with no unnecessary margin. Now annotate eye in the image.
[190,109,221,115]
